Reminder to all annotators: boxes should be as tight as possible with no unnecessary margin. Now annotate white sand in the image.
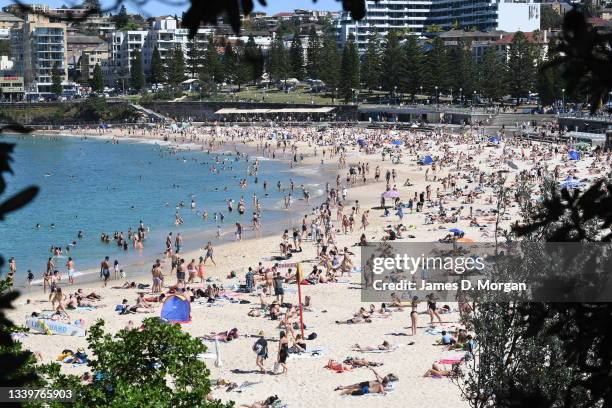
[8,124,610,407]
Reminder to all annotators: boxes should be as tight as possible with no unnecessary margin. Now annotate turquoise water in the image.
[0,134,322,283]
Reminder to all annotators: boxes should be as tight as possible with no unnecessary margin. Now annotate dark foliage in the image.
[513,180,612,242]
[0,127,40,388]
[546,7,612,112]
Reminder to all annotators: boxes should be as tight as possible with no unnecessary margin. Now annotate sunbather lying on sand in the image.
[335,368,396,395]
[200,328,239,342]
[423,363,458,378]
[344,357,383,367]
[240,395,280,408]
[352,341,392,351]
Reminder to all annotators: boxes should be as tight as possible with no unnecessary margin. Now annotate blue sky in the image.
[0,0,341,17]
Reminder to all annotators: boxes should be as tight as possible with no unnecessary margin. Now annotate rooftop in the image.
[493,31,548,45]
[0,11,23,22]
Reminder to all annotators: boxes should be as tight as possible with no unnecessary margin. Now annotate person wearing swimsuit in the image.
[277,331,289,374]
[410,296,419,335]
[426,293,442,326]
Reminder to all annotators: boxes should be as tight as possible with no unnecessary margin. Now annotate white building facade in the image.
[336,0,541,51]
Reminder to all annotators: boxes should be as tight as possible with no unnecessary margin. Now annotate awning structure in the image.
[214,107,335,115]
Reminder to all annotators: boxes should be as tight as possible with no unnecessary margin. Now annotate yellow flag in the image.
[296,263,304,282]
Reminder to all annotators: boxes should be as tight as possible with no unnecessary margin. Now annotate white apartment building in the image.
[104,29,147,86]
[336,0,541,50]
[141,16,213,76]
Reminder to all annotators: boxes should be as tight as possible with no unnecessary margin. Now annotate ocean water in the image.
[0,134,324,283]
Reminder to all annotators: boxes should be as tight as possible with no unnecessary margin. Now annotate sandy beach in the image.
[6,123,610,407]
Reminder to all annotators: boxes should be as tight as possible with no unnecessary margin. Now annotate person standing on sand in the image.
[100,256,110,287]
[273,272,285,304]
[197,256,205,283]
[151,260,163,293]
[277,331,289,374]
[203,242,216,265]
[253,331,268,373]
[66,257,75,285]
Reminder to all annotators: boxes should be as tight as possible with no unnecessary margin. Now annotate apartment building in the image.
[80,43,108,82]
[10,13,67,92]
[336,0,541,51]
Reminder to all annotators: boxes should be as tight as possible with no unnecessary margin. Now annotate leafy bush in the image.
[44,318,232,408]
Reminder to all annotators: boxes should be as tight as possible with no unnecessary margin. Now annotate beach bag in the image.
[307,333,317,340]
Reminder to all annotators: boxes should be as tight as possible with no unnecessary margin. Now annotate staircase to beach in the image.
[130,103,173,123]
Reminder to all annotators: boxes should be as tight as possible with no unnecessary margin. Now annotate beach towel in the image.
[77,306,97,311]
[437,351,467,365]
[234,381,262,391]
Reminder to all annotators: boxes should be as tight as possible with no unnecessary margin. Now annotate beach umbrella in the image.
[488,136,500,144]
[568,150,580,160]
[381,190,401,198]
[419,155,434,165]
[449,228,464,236]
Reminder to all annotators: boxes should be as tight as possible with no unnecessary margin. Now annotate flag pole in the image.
[296,263,305,339]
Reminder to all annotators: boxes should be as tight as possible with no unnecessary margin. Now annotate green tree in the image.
[289,31,305,80]
[424,36,450,95]
[186,35,203,79]
[339,33,360,102]
[112,5,129,30]
[399,35,424,99]
[234,46,250,91]
[541,5,563,30]
[536,47,564,107]
[506,31,537,103]
[90,63,104,92]
[318,32,341,98]
[149,46,164,85]
[381,30,403,92]
[200,36,224,86]
[129,50,145,91]
[51,62,63,95]
[44,318,232,407]
[243,35,264,84]
[305,26,321,79]
[223,43,238,85]
[0,39,11,57]
[166,45,186,87]
[479,47,506,103]
[268,35,289,83]
[448,40,476,100]
[361,33,381,93]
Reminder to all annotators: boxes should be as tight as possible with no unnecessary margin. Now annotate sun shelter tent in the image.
[418,155,434,165]
[160,294,191,323]
[568,150,580,160]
